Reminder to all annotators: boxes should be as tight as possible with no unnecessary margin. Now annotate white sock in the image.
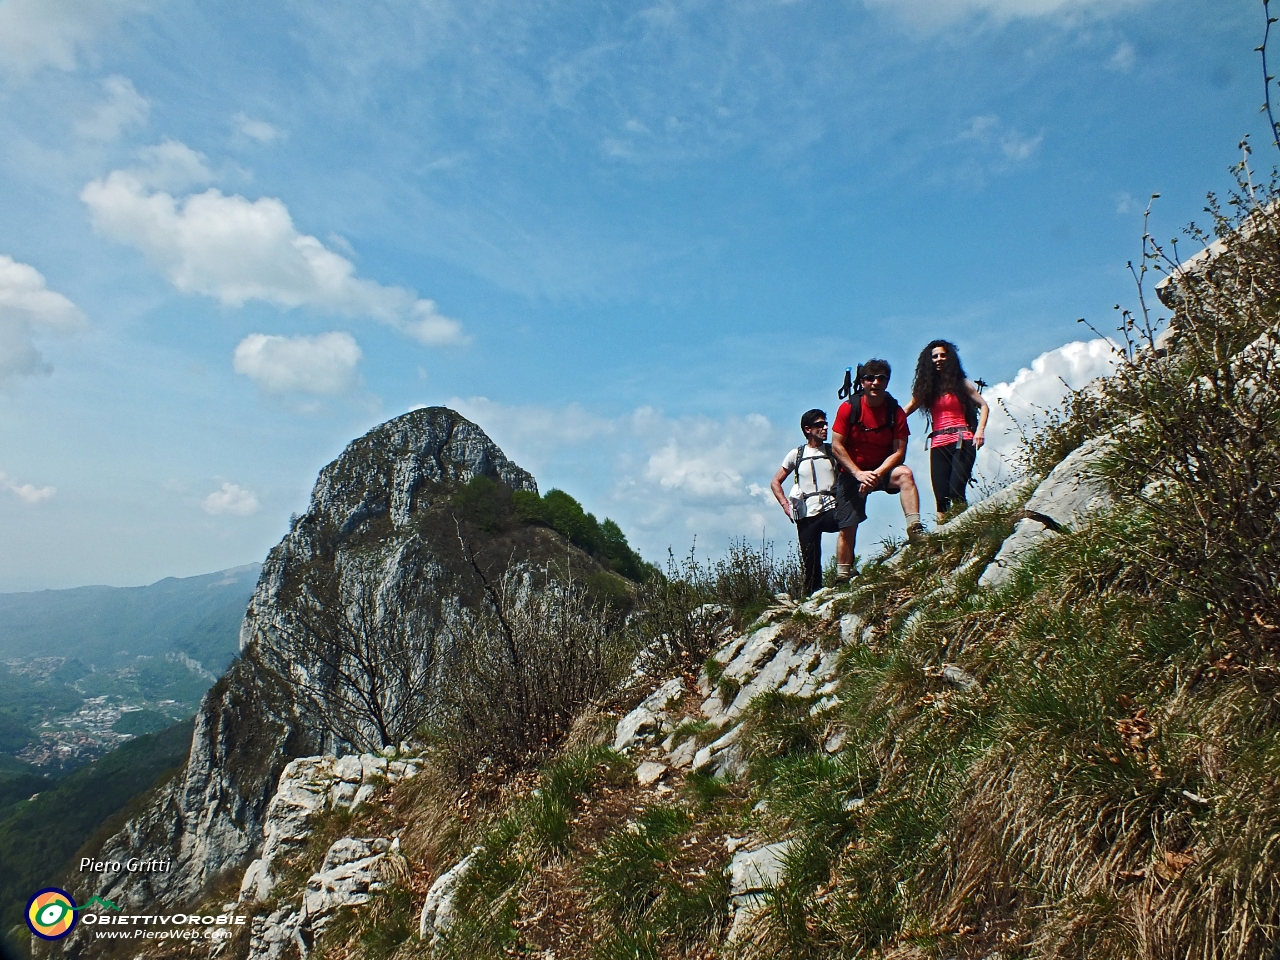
[905,512,921,528]
[837,563,852,578]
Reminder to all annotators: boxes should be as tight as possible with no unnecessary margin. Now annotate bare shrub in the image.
[1059,169,1280,655]
[437,563,627,771]
[266,555,444,753]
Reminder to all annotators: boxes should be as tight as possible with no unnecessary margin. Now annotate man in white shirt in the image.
[771,408,838,596]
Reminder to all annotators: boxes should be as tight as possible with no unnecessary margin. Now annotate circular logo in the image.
[26,888,78,940]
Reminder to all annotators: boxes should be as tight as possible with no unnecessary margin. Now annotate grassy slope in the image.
[249,492,1274,960]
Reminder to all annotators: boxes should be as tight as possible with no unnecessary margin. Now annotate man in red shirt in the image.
[831,359,923,580]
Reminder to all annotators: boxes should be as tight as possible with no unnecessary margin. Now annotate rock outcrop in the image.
[68,408,538,928]
[978,436,1113,588]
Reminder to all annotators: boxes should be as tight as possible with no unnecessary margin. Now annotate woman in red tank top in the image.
[903,340,990,516]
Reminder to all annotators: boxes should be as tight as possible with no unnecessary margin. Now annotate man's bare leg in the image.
[890,465,924,538]
[836,525,856,581]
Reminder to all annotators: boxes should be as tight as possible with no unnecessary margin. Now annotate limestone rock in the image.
[727,840,793,941]
[635,760,668,786]
[419,847,482,945]
[614,677,685,752]
[301,836,396,920]
[979,436,1113,588]
[239,753,419,903]
[246,836,402,960]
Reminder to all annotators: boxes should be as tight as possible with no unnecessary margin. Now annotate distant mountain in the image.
[0,564,260,671]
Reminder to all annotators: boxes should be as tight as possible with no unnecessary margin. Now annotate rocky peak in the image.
[65,409,542,936]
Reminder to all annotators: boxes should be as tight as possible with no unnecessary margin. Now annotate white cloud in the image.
[0,469,55,503]
[448,396,615,462]
[0,254,87,385]
[76,75,149,141]
[0,0,149,76]
[976,337,1120,475]
[638,410,773,501]
[863,0,1145,29]
[959,113,1042,164]
[233,332,362,394]
[232,113,282,144]
[959,114,1000,141]
[1108,41,1136,73]
[202,482,260,516]
[81,143,468,346]
[131,140,215,191]
[1000,131,1042,161]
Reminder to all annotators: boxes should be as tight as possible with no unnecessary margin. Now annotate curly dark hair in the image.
[911,339,969,412]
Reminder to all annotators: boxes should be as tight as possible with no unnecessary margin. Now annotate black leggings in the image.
[930,441,977,514]
[796,510,839,596]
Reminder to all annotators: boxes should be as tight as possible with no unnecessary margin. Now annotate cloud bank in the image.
[81,142,468,346]
[976,337,1120,475]
[0,254,86,385]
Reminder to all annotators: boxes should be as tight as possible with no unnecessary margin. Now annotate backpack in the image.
[789,443,836,521]
[837,365,899,432]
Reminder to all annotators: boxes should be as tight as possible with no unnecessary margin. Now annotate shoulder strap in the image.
[792,445,805,485]
[856,394,899,431]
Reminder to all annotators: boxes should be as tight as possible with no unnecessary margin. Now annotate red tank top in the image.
[929,392,972,447]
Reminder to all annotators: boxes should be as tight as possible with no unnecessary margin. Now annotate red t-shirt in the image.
[833,396,910,471]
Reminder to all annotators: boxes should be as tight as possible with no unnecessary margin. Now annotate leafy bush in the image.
[1024,166,1280,656]
[513,488,653,582]
[452,475,513,532]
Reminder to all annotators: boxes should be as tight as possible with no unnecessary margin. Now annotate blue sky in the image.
[0,0,1266,591]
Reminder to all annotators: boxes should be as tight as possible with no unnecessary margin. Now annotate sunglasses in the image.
[808,421,828,428]
[862,374,888,384]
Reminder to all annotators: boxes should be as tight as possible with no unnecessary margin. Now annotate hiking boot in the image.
[906,522,926,543]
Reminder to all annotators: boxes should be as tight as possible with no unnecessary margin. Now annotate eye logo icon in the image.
[26,888,78,940]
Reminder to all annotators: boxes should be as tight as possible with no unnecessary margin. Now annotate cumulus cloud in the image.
[81,142,468,346]
[233,332,362,394]
[862,0,1145,29]
[0,253,87,385]
[0,469,55,503]
[131,139,215,191]
[76,75,149,141]
[232,113,282,144]
[637,410,774,501]
[0,0,149,76]
[976,337,1120,476]
[202,482,260,516]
